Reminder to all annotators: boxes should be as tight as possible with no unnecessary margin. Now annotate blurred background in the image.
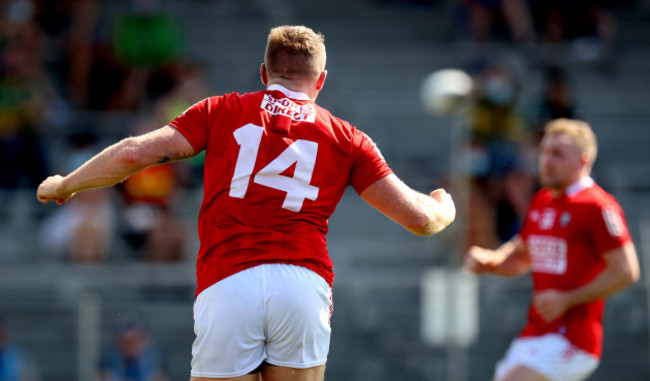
[0,0,648,380]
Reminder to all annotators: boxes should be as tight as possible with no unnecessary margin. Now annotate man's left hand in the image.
[533,289,571,323]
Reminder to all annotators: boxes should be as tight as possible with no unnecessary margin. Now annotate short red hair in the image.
[264,25,326,80]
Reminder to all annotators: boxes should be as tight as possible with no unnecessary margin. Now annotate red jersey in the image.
[519,177,632,357]
[169,85,393,296]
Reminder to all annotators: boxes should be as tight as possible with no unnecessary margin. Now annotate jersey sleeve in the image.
[168,97,219,153]
[589,199,632,255]
[349,129,393,194]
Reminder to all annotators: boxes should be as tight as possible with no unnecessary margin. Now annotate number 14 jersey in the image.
[170,85,393,297]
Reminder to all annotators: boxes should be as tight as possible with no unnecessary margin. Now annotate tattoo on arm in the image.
[158,155,172,164]
[157,150,193,164]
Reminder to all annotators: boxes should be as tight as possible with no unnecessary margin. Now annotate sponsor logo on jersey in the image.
[261,94,316,122]
[527,234,567,274]
[539,208,556,230]
[560,212,571,227]
[602,206,625,237]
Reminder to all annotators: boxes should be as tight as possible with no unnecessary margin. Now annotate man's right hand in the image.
[37,175,75,205]
[464,246,498,274]
[429,188,456,226]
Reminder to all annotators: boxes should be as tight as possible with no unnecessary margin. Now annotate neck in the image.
[267,79,317,100]
[549,172,590,198]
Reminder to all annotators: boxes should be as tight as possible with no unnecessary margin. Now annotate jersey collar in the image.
[566,177,594,198]
[267,84,311,101]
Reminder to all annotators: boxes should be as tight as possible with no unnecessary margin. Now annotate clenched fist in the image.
[429,188,456,226]
[37,175,74,205]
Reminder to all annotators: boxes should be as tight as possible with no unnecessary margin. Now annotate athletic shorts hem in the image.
[191,361,264,378]
[265,358,328,369]
[516,358,558,381]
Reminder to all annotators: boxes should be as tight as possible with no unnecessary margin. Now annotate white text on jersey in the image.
[261,94,316,123]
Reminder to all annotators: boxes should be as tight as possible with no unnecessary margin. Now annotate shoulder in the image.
[575,184,622,210]
[202,90,264,107]
[530,188,552,206]
[311,103,367,145]
[315,104,354,130]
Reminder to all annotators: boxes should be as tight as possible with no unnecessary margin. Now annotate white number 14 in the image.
[229,123,319,212]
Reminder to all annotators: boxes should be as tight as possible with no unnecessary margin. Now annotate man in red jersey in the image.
[464,118,639,381]
[37,26,456,381]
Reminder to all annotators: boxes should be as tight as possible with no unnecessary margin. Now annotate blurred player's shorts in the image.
[494,333,599,381]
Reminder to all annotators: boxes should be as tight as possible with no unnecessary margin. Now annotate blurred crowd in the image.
[0,0,210,264]
[454,0,622,70]
[0,312,170,381]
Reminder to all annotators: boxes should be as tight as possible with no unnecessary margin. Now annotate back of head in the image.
[544,118,598,169]
[264,25,326,81]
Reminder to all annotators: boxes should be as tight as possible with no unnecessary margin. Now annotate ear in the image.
[315,70,327,91]
[260,63,268,86]
[580,152,591,170]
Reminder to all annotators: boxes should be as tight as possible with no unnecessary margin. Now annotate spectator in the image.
[529,0,618,68]
[119,161,186,262]
[455,0,535,44]
[105,0,182,111]
[0,0,53,190]
[99,316,167,381]
[529,65,576,139]
[35,0,98,107]
[0,315,40,381]
[463,62,536,248]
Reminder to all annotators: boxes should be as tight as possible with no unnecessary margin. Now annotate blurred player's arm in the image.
[37,126,195,204]
[464,236,531,277]
[360,174,456,236]
[567,242,640,301]
[534,242,639,322]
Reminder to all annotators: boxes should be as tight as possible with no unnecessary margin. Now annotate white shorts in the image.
[494,334,599,381]
[191,263,333,378]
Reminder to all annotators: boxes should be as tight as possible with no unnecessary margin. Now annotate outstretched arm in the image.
[464,235,531,277]
[534,242,639,322]
[359,174,456,236]
[37,126,195,204]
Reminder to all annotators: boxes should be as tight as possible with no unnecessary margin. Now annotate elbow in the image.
[119,138,147,170]
[627,266,640,285]
[617,264,640,289]
[624,254,641,286]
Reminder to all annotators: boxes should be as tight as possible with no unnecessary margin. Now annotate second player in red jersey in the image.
[519,177,631,358]
[464,119,639,381]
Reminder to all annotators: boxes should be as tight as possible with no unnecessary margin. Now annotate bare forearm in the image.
[38,126,195,205]
[61,137,149,194]
[565,245,639,307]
[565,269,632,307]
[360,175,455,236]
[490,237,530,277]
